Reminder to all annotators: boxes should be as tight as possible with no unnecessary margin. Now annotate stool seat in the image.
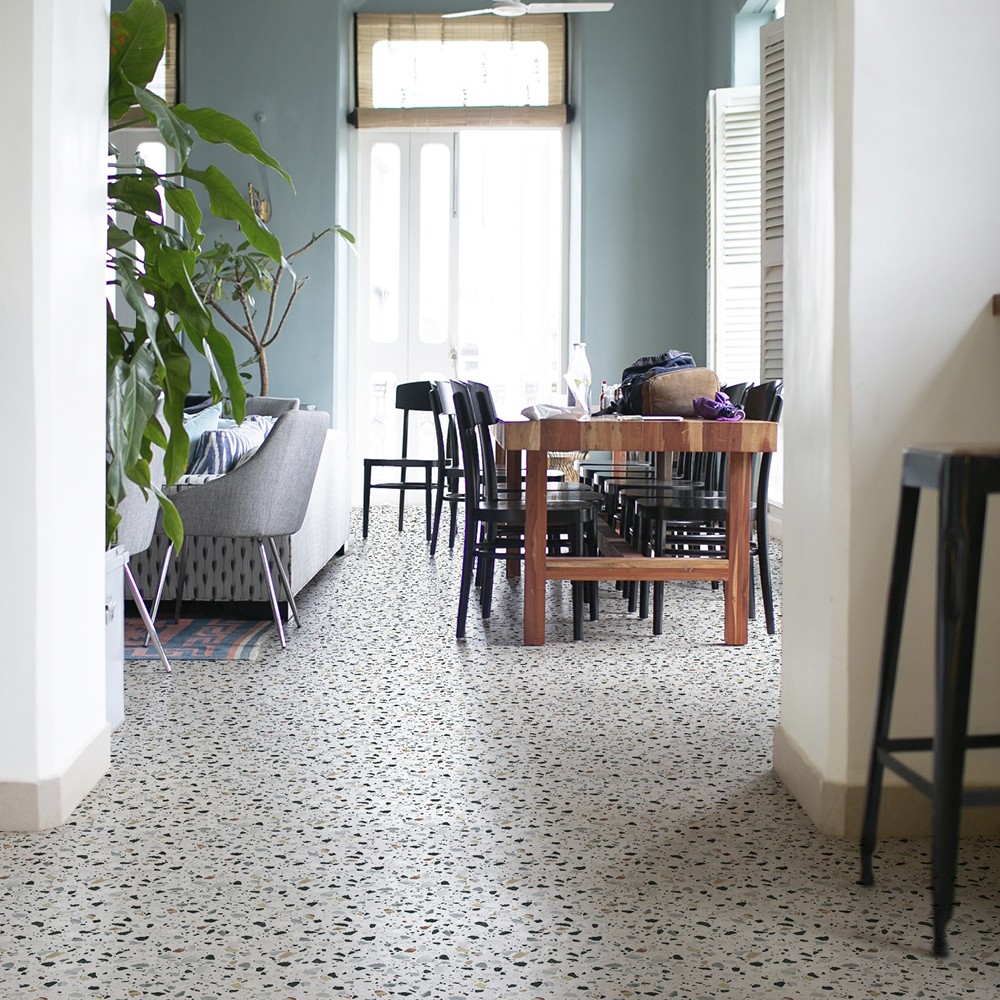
[860,445,1000,956]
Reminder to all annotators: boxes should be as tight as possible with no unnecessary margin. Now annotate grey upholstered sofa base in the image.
[129,429,350,605]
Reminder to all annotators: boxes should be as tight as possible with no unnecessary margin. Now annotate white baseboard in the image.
[772,724,1000,839]
[0,727,110,831]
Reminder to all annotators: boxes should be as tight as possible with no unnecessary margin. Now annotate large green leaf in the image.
[133,86,195,165]
[158,334,193,489]
[154,488,183,550]
[174,106,294,188]
[202,324,247,424]
[183,166,283,263]
[164,185,203,236]
[109,173,163,218]
[115,259,161,345]
[109,0,165,120]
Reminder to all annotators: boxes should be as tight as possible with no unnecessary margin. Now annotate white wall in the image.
[777,0,1000,835]
[0,0,110,828]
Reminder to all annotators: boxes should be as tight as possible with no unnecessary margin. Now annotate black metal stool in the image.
[860,446,1000,956]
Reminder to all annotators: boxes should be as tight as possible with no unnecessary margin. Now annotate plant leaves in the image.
[164,185,203,235]
[173,106,294,188]
[183,165,283,263]
[133,86,195,165]
[109,0,166,120]
[109,172,163,218]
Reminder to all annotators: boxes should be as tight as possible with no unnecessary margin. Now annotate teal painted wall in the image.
[114,0,736,420]
[573,0,736,388]
[114,0,354,420]
[182,0,352,419]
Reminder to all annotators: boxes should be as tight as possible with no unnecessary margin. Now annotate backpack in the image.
[617,350,696,414]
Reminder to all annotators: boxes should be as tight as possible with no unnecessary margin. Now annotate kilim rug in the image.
[124,617,273,661]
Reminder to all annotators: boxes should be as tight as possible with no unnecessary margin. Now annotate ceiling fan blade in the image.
[526,2,615,12]
[441,8,500,17]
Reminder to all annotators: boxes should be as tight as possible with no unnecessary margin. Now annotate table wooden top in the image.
[495,415,777,454]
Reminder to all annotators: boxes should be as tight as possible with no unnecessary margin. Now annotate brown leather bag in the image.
[641,368,720,418]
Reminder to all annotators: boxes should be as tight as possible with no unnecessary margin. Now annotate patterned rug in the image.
[124,617,273,661]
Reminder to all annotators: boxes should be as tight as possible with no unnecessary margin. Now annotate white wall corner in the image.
[0,727,110,832]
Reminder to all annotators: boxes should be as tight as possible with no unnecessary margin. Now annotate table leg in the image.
[524,448,548,645]
[505,445,522,579]
[724,452,752,645]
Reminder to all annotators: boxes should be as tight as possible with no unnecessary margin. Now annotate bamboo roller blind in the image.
[354,13,567,128]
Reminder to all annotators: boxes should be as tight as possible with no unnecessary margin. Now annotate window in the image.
[353,13,567,127]
[707,86,762,385]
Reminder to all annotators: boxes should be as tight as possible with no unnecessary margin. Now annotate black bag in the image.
[617,350,696,414]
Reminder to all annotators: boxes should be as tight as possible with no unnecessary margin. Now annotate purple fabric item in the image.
[693,391,745,422]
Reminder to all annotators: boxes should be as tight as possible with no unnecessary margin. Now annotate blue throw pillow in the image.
[183,402,224,469]
[188,416,269,476]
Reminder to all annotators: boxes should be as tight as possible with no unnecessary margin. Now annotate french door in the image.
[352,129,566,504]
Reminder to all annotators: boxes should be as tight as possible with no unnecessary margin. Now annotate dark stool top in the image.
[902,445,1000,493]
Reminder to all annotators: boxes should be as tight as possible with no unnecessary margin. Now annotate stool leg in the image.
[860,483,920,886]
[931,460,985,956]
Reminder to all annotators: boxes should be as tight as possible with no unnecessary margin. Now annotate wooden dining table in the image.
[494,415,778,646]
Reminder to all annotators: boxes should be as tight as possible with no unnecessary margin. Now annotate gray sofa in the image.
[128,400,350,606]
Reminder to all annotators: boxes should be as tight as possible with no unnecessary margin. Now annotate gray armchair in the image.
[245,396,300,418]
[169,408,329,648]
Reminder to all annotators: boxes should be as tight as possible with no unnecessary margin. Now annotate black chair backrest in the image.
[743,380,782,422]
[720,382,753,408]
[469,382,510,498]
[430,381,460,470]
[394,380,435,459]
[451,383,488,506]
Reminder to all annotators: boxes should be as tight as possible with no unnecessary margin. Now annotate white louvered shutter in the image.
[760,17,785,382]
[707,87,762,385]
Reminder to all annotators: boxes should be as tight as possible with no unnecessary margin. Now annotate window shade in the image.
[707,87,762,384]
[760,17,784,382]
[354,13,567,128]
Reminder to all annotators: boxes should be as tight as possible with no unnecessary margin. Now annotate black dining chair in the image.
[362,380,439,541]
[451,382,597,641]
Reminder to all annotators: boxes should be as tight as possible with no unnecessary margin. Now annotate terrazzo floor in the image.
[3,505,1000,998]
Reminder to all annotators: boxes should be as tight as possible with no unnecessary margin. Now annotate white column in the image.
[0,0,111,830]
[776,0,1000,837]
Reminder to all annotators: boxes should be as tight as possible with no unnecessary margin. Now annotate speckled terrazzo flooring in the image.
[3,505,999,998]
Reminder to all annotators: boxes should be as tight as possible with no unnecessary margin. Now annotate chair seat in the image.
[476,498,597,526]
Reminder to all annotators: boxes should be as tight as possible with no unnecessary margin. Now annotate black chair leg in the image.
[424,466,433,541]
[572,524,584,640]
[456,512,478,639]
[430,471,446,556]
[757,508,777,635]
[362,463,373,539]
[397,469,407,533]
[860,484,920,887]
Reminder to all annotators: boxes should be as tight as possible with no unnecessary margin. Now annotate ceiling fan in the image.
[443,1,614,19]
